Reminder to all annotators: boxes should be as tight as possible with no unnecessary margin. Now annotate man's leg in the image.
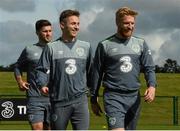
[50,105,72,130]
[31,122,43,130]
[103,92,126,130]
[43,102,51,130]
[104,91,140,130]
[125,94,141,130]
[71,96,89,130]
[43,122,51,130]
[31,121,50,130]
[27,100,48,130]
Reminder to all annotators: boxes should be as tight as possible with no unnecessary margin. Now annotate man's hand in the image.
[90,97,103,116]
[40,86,49,96]
[18,81,30,91]
[144,86,156,103]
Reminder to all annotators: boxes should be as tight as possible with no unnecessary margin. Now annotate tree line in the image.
[155,59,180,73]
[0,58,180,73]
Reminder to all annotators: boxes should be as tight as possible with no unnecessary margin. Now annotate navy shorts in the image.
[103,91,141,130]
[27,98,51,125]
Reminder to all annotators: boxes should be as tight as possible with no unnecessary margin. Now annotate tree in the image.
[0,63,16,71]
[155,65,164,73]
[163,59,179,73]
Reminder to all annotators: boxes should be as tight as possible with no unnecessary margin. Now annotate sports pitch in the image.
[0,72,180,130]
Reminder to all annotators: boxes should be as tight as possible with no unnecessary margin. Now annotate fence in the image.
[139,96,179,126]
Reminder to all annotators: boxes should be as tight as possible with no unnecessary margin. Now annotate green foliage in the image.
[0,72,180,129]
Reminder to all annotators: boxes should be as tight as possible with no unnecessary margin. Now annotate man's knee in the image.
[31,122,44,130]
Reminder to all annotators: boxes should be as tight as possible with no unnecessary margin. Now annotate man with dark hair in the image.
[14,19,52,130]
[35,9,92,130]
[90,7,156,130]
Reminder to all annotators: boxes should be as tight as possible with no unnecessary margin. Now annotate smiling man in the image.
[90,7,156,130]
[35,9,92,130]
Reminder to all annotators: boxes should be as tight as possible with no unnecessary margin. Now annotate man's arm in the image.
[144,86,156,103]
[141,41,157,103]
[35,45,52,94]
[14,75,30,91]
[86,45,93,88]
[14,48,29,91]
[90,43,105,116]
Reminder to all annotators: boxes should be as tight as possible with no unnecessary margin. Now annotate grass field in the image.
[0,72,180,130]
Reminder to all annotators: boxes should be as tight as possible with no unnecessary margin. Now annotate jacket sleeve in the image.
[86,45,94,88]
[141,41,157,88]
[35,45,52,89]
[90,43,105,99]
[14,48,28,77]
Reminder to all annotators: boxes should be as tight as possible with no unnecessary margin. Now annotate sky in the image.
[0,0,180,66]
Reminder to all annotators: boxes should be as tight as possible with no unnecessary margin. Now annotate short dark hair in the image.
[59,9,80,23]
[35,19,51,32]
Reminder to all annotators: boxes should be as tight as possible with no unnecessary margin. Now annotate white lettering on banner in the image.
[17,106,27,114]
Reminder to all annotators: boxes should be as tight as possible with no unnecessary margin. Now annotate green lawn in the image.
[0,72,180,130]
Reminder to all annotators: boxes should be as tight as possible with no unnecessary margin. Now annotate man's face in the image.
[61,15,80,38]
[37,25,52,43]
[117,15,135,38]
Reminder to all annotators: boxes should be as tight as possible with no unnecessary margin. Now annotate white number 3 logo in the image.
[120,56,133,73]
[65,59,77,75]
